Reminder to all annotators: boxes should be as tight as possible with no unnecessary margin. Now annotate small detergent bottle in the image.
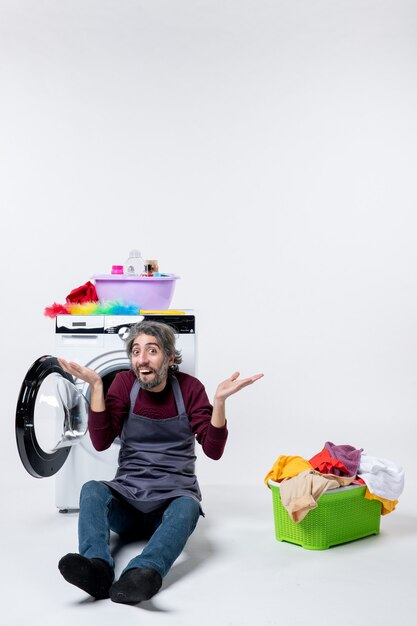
[124,249,145,275]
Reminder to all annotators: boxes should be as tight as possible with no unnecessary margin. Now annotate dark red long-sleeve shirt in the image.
[88,370,228,460]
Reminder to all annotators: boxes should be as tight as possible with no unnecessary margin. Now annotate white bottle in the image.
[124,249,145,275]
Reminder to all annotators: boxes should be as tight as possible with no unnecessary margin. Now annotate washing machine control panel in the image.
[138,315,195,334]
[56,313,195,336]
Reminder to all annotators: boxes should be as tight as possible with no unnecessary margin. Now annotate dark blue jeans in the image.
[78,480,201,578]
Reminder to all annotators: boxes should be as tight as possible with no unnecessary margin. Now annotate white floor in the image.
[2,478,416,626]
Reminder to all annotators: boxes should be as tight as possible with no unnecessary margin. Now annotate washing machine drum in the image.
[16,356,89,478]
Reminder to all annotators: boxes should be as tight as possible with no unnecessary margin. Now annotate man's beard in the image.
[134,357,170,390]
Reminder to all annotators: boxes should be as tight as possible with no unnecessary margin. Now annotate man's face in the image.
[130,333,174,392]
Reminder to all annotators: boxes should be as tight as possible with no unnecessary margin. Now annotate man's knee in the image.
[165,497,201,530]
[80,480,110,503]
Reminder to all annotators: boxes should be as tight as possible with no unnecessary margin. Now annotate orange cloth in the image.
[364,487,398,515]
[264,455,313,486]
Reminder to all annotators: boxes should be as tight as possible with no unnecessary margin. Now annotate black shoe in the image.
[110,567,162,604]
[58,553,114,599]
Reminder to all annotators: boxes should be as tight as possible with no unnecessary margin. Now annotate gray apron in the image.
[103,374,202,513]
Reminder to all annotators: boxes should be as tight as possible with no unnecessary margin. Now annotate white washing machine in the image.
[15,312,196,511]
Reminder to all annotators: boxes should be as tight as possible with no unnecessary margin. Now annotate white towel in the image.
[358,453,405,500]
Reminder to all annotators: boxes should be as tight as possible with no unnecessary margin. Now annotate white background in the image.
[1,0,416,506]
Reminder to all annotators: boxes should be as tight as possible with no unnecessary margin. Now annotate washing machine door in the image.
[15,356,89,478]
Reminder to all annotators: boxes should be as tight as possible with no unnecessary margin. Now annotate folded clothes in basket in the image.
[265,442,404,521]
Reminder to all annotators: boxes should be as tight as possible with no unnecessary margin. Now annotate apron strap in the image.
[170,374,187,415]
[129,379,141,410]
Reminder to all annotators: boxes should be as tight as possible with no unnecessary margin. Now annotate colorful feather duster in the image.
[44,301,141,318]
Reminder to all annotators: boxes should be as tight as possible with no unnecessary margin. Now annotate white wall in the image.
[1,1,416,505]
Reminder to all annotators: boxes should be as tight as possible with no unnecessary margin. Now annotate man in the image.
[57,320,263,604]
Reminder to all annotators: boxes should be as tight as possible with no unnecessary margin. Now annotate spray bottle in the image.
[124,249,145,275]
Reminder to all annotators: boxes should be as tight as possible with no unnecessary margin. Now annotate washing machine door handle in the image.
[15,356,89,478]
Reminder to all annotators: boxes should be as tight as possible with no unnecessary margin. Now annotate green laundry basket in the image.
[268,480,382,550]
